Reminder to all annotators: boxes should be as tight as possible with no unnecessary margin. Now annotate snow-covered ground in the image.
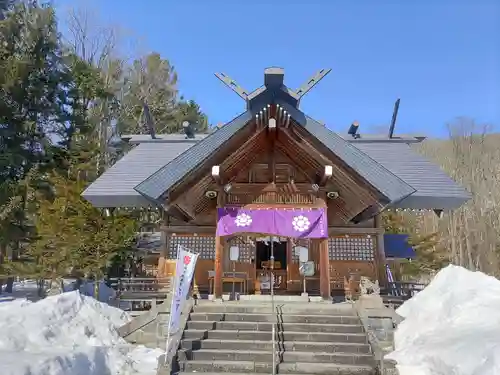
[386,264,500,375]
[0,290,163,375]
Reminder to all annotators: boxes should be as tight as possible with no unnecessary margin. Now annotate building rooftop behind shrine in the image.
[82,67,471,213]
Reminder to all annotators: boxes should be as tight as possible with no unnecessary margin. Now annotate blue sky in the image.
[56,0,499,137]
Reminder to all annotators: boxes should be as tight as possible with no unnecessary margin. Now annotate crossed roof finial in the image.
[214,67,331,110]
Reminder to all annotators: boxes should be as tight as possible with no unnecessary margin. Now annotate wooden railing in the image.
[384,281,426,299]
[227,192,314,205]
[109,277,172,314]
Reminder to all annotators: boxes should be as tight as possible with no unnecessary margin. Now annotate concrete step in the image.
[181,338,371,354]
[189,312,360,325]
[179,348,373,366]
[180,348,273,362]
[179,359,275,373]
[183,329,368,343]
[278,362,375,374]
[282,351,375,366]
[177,360,374,375]
[186,320,364,333]
[192,303,355,316]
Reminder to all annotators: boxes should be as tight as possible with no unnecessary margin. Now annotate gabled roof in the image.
[301,115,415,204]
[81,133,471,210]
[82,67,471,211]
[81,140,200,207]
[134,107,415,204]
[134,111,253,201]
[354,142,472,209]
[134,68,415,204]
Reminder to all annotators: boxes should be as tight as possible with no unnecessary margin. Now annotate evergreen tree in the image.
[175,99,209,133]
[0,3,67,289]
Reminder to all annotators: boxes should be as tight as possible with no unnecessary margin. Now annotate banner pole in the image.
[163,244,182,365]
[270,237,276,375]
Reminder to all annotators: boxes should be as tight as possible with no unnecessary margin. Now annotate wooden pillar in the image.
[286,238,293,293]
[214,189,226,299]
[158,231,167,278]
[214,235,224,299]
[374,214,387,286]
[318,238,331,300]
[254,272,262,295]
[157,216,170,283]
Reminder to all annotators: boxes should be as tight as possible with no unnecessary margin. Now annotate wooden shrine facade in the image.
[82,67,472,300]
[158,222,384,299]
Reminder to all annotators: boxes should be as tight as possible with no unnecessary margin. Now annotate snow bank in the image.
[386,264,500,375]
[0,291,163,375]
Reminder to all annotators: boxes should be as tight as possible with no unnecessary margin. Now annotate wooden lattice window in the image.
[167,235,216,260]
[328,236,375,261]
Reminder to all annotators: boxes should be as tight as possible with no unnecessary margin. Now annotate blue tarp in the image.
[384,234,416,259]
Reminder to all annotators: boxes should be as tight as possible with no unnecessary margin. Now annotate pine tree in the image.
[0,2,68,279]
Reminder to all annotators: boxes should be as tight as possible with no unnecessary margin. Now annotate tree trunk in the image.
[5,278,14,293]
[449,213,459,264]
[463,213,475,271]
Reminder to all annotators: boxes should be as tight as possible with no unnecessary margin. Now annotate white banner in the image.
[165,245,199,359]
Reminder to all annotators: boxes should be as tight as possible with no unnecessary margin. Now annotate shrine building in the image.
[82,67,471,300]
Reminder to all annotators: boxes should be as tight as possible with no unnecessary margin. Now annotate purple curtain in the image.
[216,207,328,239]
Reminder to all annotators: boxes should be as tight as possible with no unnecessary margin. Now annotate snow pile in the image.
[0,291,163,375]
[386,265,500,375]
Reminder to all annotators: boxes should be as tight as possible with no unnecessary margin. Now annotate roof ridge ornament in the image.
[295,68,331,105]
[214,67,331,111]
[214,72,250,101]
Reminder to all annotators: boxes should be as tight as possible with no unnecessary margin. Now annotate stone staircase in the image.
[165,301,376,375]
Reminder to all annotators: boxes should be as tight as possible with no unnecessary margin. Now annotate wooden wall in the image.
[157,233,379,294]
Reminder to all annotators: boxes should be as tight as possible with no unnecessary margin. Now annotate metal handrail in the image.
[270,240,277,375]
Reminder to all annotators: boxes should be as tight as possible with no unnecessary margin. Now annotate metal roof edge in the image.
[302,115,417,203]
[134,110,253,200]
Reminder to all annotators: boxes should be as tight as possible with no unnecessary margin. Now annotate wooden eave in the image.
[166,115,390,224]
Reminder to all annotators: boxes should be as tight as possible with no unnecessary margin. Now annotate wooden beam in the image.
[350,204,385,224]
[161,226,216,234]
[230,182,319,194]
[328,227,384,235]
[274,142,316,183]
[167,122,257,204]
[292,124,385,202]
[174,203,196,222]
[282,126,380,217]
[168,126,263,212]
[160,225,383,236]
[218,128,267,183]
